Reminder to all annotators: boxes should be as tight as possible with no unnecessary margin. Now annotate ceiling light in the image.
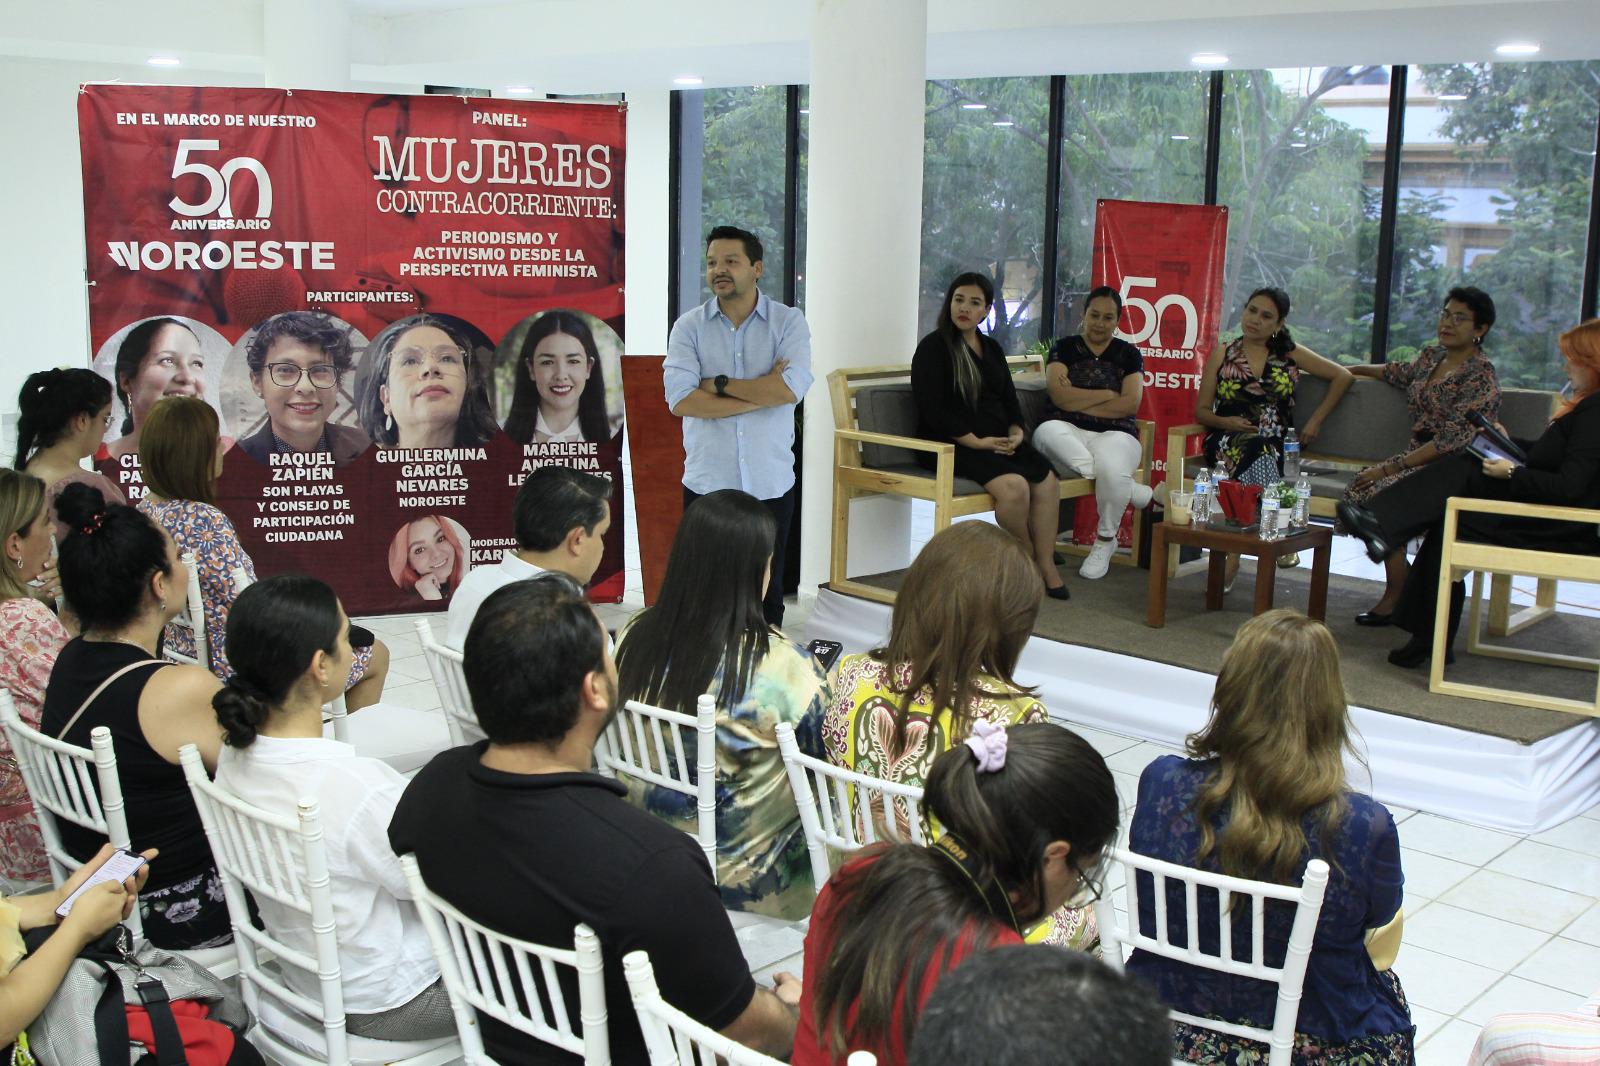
[1437,93,1469,101]
[1169,134,1190,141]
[962,103,988,110]
[147,56,180,67]
[992,120,1014,127]
[504,85,534,95]
[1495,42,1540,56]
[673,75,703,87]
[1191,53,1229,67]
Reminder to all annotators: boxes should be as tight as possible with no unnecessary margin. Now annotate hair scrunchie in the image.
[79,511,107,537]
[963,720,1008,773]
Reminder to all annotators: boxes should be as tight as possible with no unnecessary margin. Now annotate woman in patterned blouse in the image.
[0,471,69,885]
[134,397,390,708]
[822,520,1101,953]
[614,489,829,921]
[1342,286,1501,626]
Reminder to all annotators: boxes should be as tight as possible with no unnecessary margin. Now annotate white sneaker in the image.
[1079,539,1116,580]
[1131,483,1155,509]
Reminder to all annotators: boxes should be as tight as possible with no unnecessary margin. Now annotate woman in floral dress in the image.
[1195,287,1353,584]
[1341,287,1501,625]
[822,521,1100,953]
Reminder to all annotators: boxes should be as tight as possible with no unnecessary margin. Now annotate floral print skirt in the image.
[1172,969,1415,1065]
[140,867,233,950]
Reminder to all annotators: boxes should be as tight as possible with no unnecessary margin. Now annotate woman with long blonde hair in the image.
[1340,317,1600,668]
[1126,610,1413,1064]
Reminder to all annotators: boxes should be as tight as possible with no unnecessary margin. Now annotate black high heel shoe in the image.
[1387,636,1454,668]
[1045,585,1070,601]
[1355,610,1394,627]
[1336,502,1392,563]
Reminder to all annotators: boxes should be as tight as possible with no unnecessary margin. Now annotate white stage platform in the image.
[804,588,1600,835]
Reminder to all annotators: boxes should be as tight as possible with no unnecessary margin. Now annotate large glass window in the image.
[675,86,790,314]
[1213,67,1390,364]
[1388,61,1600,386]
[921,77,1050,353]
[1054,72,1210,338]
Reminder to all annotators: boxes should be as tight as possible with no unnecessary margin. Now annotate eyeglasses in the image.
[394,345,467,372]
[1438,311,1474,326]
[102,411,116,428]
[266,362,338,389]
[1071,855,1107,904]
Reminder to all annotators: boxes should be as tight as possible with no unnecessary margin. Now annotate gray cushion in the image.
[1291,376,1411,462]
[1501,389,1558,443]
[852,384,922,468]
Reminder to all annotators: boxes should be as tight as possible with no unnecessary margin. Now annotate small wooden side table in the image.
[1146,520,1333,628]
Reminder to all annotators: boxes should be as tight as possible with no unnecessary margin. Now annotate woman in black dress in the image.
[911,272,1066,599]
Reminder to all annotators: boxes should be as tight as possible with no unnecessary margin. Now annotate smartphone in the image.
[1468,432,1524,467]
[807,639,844,672]
[55,847,146,918]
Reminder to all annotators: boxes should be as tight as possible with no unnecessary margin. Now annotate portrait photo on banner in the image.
[492,308,626,447]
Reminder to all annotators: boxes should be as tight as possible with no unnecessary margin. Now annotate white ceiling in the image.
[5,0,1598,92]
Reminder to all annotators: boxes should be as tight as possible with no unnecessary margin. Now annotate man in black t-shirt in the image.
[390,575,800,1064]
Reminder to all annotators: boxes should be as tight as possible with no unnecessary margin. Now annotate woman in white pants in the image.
[1032,287,1151,579]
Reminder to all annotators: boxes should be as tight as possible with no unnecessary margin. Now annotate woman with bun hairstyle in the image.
[791,723,1119,1066]
[15,368,127,543]
[137,397,389,706]
[39,483,230,949]
[356,315,499,450]
[212,575,452,1040]
[103,317,209,461]
[1126,610,1412,1063]
[387,516,468,602]
[503,310,614,444]
[0,471,68,884]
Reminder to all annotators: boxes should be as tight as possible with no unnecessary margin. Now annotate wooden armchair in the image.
[829,360,1154,605]
[1430,496,1600,717]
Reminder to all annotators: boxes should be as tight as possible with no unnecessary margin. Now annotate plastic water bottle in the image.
[1283,428,1301,480]
[1260,480,1283,541]
[1292,475,1312,529]
[1191,466,1213,525]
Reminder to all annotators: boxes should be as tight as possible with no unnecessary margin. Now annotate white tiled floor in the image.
[359,601,1600,1062]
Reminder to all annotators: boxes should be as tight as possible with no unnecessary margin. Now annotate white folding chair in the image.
[231,565,252,596]
[774,722,926,894]
[401,854,610,1065]
[162,551,208,669]
[594,695,718,879]
[1096,847,1331,1066]
[179,745,460,1065]
[413,618,482,746]
[2,692,136,914]
[623,950,783,1066]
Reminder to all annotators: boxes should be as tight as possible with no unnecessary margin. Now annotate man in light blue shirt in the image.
[664,226,813,625]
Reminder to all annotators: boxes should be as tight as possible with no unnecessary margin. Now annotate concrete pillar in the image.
[799,0,926,598]
[263,0,350,91]
[624,85,672,354]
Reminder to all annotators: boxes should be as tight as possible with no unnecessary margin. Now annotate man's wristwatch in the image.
[714,374,730,397]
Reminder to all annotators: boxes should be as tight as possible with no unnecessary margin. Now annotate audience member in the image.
[0,471,66,885]
[1340,317,1600,668]
[616,488,827,921]
[1469,985,1600,1065]
[40,483,229,949]
[1032,286,1155,580]
[0,843,157,1055]
[136,396,389,705]
[911,271,1065,598]
[1195,287,1352,582]
[907,945,1173,1066]
[1126,609,1413,1064]
[211,575,451,1040]
[390,576,800,1064]
[444,465,612,649]
[1343,286,1501,626]
[14,367,126,543]
[824,521,1098,951]
[665,225,814,626]
[793,723,1119,1066]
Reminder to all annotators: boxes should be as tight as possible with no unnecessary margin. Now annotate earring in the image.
[386,413,395,433]
[158,599,166,611]
[10,556,19,570]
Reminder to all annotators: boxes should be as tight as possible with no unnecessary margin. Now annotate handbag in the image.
[21,923,257,1066]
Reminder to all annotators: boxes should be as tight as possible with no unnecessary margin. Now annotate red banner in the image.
[77,85,627,614]
[1071,199,1227,544]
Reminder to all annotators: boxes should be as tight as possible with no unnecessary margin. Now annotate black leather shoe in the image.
[1337,502,1391,563]
[1045,585,1070,601]
[1355,610,1394,627]
[1387,636,1455,669]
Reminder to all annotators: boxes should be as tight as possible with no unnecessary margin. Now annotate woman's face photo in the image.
[531,331,593,420]
[124,323,206,425]
[1082,296,1120,347]
[408,516,456,584]
[382,325,466,447]
[252,337,338,449]
[948,285,990,332]
[1239,295,1282,340]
